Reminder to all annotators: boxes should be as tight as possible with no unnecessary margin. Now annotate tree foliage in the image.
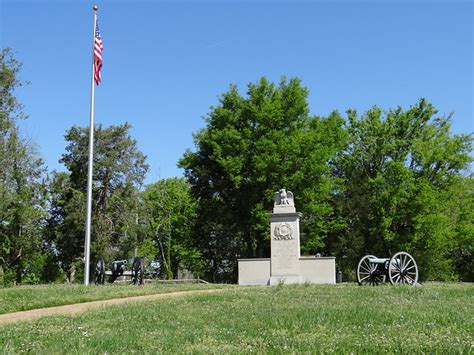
[333,99,473,280]
[0,49,47,285]
[47,123,148,280]
[141,178,202,279]
[0,48,27,130]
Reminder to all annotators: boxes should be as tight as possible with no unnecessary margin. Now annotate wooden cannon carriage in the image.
[94,256,145,285]
[357,252,419,286]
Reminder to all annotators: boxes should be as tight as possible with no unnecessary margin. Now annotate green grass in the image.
[0,282,226,314]
[1,283,473,353]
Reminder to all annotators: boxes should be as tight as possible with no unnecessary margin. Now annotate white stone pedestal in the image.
[270,212,302,284]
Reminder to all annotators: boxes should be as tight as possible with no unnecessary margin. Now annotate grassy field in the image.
[0,282,226,315]
[1,283,472,353]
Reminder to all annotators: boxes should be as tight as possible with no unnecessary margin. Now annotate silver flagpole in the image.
[84,5,98,285]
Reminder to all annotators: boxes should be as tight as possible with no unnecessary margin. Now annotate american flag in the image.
[94,21,103,85]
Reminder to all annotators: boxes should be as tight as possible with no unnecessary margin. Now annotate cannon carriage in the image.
[357,251,419,286]
[94,256,145,285]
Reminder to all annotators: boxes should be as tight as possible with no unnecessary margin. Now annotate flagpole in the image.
[84,5,98,285]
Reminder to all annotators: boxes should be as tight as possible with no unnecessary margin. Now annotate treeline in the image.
[1,49,472,285]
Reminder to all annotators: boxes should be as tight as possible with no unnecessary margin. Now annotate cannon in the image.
[94,256,145,285]
[357,251,419,286]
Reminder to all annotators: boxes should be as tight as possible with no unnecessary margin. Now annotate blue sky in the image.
[2,0,472,183]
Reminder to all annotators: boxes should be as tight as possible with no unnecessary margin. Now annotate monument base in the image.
[269,275,302,285]
[238,257,336,285]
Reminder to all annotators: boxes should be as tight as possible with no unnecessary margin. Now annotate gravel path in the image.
[0,289,223,325]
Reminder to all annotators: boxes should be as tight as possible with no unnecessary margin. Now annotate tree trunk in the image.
[15,264,22,285]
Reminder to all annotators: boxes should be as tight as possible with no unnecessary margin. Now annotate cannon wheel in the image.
[131,257,145,285]
[388,251,418,286]
[357,255,383,286]
[94,256,105,285]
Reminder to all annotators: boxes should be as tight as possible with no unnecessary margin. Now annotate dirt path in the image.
[0,289,223,325]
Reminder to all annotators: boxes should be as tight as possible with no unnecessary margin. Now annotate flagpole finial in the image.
[93,5,98,11]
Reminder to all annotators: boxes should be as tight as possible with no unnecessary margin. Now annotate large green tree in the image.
[141,178,202,279]
[333,99,473,280]
[451,175,474,281]
[179,77,346,282]
[47,123,148,281]
[0,48,48,285]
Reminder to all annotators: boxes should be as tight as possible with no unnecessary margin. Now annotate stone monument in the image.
[238,189,336,285]
[269,189,301,285]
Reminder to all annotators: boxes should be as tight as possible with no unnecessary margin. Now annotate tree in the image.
[333,99,473,280]
[179,77,346,282]
[0,48,27,133]
[451,175,474,281]
[0,48,47,285]
[142,178,202,279]
[47,123,148,280]
[46,171,86,282]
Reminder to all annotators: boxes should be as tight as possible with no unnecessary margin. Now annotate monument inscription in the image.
[271,238,299,273]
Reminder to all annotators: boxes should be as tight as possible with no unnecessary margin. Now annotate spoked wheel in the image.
[357,255,384,286]
[94,256,105,285]
[388,251,418,286]
[131,257,145,285]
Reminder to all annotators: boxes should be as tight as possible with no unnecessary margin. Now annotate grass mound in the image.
[1,283,472,353]
[0,282,225,315]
